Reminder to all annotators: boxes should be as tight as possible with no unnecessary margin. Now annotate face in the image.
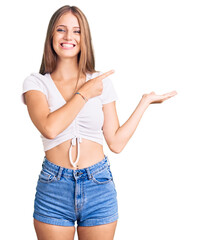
[52,12,81,60]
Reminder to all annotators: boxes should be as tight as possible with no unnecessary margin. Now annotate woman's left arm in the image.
[102,91,177,153]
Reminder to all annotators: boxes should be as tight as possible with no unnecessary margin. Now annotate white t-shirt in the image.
[21,71,119,167]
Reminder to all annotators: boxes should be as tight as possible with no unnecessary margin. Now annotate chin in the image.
[59,54,79,60]
[59,50,80,58]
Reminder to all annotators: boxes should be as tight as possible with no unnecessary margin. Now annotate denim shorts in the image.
[33,154,119,227]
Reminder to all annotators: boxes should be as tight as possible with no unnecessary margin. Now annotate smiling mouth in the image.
[60,43,76,49]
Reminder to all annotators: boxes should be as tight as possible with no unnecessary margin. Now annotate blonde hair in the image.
[39,5,96,91]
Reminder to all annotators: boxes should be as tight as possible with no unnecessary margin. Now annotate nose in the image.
[64,30,72,40]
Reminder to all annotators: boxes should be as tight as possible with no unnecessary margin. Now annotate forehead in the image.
[56,12,80,27]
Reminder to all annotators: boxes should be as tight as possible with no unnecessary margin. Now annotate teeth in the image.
[62,44,75,48]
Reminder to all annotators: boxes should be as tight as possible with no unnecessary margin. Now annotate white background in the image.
[1,0,197,239]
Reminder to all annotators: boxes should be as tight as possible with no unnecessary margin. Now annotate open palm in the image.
[142,91,177,104]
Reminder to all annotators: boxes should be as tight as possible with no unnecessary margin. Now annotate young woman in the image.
[21,5,177,240]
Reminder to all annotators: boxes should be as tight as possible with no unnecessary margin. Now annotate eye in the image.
[57,28,65,32]
[74,30,81,34]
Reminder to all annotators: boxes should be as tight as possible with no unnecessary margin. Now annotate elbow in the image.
[46,133,56,140]
[42,131,55,140]
[109,144,123,154]
[113,149,121,154]
[43,126,57,140]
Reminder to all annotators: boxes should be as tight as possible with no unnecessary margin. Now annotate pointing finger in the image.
[98,70,115,80]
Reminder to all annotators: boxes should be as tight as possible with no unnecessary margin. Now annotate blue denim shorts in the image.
[33,154,119,227]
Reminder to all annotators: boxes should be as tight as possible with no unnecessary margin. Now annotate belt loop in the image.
[106,155,110,166]
[42,156,45,167]
[57,166,63,180]
[86,167,92,180]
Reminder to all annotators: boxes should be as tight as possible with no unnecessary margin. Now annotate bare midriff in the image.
[45,138,105,170]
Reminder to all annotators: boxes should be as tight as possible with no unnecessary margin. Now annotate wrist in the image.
[140,95,150,108]
[75,91,89,102]
[79,88,90,100]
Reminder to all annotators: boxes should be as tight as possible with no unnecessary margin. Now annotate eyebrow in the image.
[56,25,80,28]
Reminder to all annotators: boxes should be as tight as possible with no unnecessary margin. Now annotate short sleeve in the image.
[21,75,47,105]
[100,72,119,105]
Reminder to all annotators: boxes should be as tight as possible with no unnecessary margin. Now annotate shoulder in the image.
[25,72,49,81]
[23,72,50,88]
[21,72,50,104]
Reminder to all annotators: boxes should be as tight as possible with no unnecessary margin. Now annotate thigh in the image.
[77,220,118,240]
[33,164,76,227]
[77,165,118,226]
[34,219,75,240]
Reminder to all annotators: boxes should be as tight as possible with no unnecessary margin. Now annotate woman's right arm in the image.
[24,90,88,139]
[24,70,115,139]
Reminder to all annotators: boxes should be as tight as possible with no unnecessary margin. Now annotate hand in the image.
[142,91,178,104]
[79,70,115,100]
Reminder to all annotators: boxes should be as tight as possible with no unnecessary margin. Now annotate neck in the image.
[52,57,82,82]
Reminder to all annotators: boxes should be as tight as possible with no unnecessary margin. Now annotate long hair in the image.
[39,5,96,92]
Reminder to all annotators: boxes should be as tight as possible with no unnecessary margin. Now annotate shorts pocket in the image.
[38,168,57,184]
[92,166,113,185]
